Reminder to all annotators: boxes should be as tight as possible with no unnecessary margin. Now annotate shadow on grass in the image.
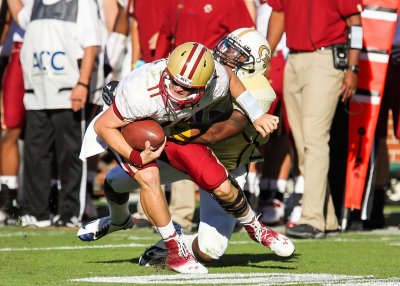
[91,253,298,270]
[206,253,298,269]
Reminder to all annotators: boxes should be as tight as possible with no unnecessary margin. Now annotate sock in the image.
[107,199,131,225]
[294,175,304,194]
[237,208,256,224]
[157,220,176,240]
[0,176,18,189]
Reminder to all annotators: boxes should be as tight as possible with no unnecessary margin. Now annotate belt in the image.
[290,45,333,54]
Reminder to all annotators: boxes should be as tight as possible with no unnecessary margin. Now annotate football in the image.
[121,119,165,151]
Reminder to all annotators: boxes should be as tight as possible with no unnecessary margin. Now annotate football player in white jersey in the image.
[135,28,295,266]
[78,41,286,274]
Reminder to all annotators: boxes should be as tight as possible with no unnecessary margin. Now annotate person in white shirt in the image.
[7,0,102,227]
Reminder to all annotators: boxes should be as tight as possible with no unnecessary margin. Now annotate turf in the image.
[1,211,399,285]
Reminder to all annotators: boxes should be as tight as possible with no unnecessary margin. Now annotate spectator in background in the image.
[267,0,362,238]
[0,17,25,226]
[8,0,102,227]
[155,0,255,58]
[131,0,165,66]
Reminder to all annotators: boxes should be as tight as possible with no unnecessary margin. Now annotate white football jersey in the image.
[113,59,229,134]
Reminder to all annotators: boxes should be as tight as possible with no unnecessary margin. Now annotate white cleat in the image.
[244,215,295,257]
[77,216,134,241]
[164,232,208,274]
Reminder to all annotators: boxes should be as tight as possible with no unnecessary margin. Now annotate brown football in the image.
[121,119,165,151]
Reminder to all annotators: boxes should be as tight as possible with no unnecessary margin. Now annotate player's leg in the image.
[164,141,295,257]
[78,153,206,273]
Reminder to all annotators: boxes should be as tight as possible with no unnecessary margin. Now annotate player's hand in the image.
[252,114,279,137]
[140,137,166,165]
[71,84,88,111]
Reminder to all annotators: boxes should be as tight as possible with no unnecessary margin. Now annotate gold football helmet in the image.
[160,42,215,110]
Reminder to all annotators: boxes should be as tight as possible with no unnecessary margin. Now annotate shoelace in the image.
[176,236,190,261]
[247,215,276,244]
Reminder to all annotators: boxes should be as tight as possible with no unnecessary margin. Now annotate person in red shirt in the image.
[155,0,255,59]
[267,0,363,239]
[131,0,165,64]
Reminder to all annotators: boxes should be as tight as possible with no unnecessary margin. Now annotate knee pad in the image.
[210,175,248,216]
[197,223,229,260]
[104,179,129,204]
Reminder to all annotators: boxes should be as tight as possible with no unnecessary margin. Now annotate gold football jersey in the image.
[200,74,276,170]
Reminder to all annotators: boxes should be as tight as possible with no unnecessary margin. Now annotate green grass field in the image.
[1,208,400,286]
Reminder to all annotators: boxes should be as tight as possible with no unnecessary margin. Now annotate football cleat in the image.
[164,232,208,274]
[77,215,134,241]
[139,222,187,267]
[243,215,295,257]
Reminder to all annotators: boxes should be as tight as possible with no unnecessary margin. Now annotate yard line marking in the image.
[0,243,148,252]
[70,272,400,285]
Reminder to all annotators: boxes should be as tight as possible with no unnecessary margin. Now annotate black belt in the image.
[290,45,333,54]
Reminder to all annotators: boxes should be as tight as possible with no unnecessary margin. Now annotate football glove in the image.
[169,122,192,142]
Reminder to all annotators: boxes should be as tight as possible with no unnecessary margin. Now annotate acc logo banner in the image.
[33,50,66,73]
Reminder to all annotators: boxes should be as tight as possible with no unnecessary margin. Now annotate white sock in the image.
[237,208,256,224]
[246,172,261,196]
[0,176,18,189]
[157,220,176,240]
[294,175,304,194]
[270,179,287,193]
[107,199,131,225]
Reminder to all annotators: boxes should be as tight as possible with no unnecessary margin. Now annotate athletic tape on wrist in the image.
[129,149,143,167]
[235,90,264,122]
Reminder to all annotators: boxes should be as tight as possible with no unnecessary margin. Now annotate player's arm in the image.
[94,107,165,166]
[189,110,248,145]
[224,67,279,137]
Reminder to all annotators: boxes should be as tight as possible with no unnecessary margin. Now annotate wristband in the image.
[129,149,143,167]
[235,90,264,122]
[77,81,89,90]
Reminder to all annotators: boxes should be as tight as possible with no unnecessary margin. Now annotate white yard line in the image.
[70,272,400,285]
[0,243,148,252]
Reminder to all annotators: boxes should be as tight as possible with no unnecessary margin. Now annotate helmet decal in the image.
[213,28,271,79]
